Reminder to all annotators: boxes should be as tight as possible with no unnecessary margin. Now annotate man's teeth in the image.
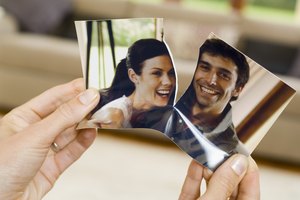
[201,86,216,95]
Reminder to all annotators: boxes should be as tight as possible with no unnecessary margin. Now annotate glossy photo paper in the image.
[75,18,295,171]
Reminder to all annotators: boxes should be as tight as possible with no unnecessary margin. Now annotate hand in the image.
[179,154,260,200]
[0,79,100,200]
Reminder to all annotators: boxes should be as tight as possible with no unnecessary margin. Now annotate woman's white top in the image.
[90,95,133,128]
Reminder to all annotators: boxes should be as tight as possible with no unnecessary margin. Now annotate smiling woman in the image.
[85,38,176,129]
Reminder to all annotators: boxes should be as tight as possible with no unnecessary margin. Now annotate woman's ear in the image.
[128,68,139,84]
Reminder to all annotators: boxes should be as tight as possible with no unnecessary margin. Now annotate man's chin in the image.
[197,96,217,105]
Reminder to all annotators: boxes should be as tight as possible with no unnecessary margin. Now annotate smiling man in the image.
[179,38,249,129]
[167,38,250,170]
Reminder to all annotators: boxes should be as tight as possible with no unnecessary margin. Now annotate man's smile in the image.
[199,84,221,96]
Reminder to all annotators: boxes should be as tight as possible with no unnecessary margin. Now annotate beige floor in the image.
[42,131,300,200]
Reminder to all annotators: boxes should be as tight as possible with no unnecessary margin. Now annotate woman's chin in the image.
[153,101,169,108]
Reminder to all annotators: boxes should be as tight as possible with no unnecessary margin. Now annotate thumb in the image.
[26,88,100,144]
[203,154,249,200]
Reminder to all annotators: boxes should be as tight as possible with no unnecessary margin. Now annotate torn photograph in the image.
[75,18,295,171]
[75,18,176,129]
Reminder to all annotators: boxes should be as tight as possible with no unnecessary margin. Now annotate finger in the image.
[203,168,213,192]
[26,88,100,145]
[1,79,85,135]
[38,129,97,197]
[203,167,213,181]
[51,125,78,152]
[179,160,204,200]
[54,129,97,173]
[230,187,239,200]
[20,78,84,120]
[203,154,249,200]
[236,157,260,200]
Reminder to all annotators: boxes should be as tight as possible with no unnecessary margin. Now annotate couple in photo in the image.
[86,37,250,170]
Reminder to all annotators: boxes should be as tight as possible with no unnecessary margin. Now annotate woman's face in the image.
[133,55,176,109]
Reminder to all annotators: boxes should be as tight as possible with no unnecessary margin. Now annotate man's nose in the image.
[207,73,217,85]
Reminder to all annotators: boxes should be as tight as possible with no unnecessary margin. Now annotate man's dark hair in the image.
[198,38,250,101]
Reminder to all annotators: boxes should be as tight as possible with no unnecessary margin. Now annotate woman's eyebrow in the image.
[150,67,163,70]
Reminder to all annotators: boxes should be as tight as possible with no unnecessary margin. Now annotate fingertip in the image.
[230,154,249,176]
[65,78,86,98]
[203,167,213,181]
[188,160,204,180]
[71,78,85,90]
[78,129,97,148]
[204,154,249,199]
[248,156,259,172]
[78,88,100,105]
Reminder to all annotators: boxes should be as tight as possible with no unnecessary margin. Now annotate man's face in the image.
[192,52,241,115]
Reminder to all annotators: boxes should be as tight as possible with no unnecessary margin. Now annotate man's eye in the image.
[199,65,210,71]
[219,72,231,80]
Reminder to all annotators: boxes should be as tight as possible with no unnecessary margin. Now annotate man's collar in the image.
[207,104,233,134]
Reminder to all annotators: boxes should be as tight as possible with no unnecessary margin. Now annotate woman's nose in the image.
[161,74,172,86]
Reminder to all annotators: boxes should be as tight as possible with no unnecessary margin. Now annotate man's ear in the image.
[232,86,243,98]
[128,68,138,84]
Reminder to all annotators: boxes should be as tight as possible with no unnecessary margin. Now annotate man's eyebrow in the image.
[198,60,210,66]
[218,68,232,75]
[198,60,234,75]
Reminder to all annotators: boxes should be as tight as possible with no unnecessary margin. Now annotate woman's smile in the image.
[133,55,176,109]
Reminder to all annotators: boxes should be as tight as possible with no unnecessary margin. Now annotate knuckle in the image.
[57,103,76,125]
[70,79,84,95]
[217,173,236,197]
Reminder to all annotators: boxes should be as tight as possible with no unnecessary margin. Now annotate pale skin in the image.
[90,54,176,129]
[128,55,176,110]
[0,79,259,200]
[0,78,100,200]
[180,155,260,200]
[94,107,124,128]
[192,52,243,118]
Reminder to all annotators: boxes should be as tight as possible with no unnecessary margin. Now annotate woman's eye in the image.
[168,70,176,77]
[152,71,162,76]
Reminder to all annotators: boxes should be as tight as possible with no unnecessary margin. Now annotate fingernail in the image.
[231,155,248,176]
[78,89,98,105]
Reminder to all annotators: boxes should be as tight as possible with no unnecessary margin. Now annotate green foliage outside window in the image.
[250,0,297,11]
[112,18,156,47]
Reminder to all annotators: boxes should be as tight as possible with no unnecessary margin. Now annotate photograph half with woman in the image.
[90,38,176,129]
[75,19,176,129]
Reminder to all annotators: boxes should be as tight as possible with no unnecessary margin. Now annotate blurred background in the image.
[0,0,300,199]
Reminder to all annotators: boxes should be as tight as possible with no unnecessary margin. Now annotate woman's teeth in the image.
[157,90,170,96]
